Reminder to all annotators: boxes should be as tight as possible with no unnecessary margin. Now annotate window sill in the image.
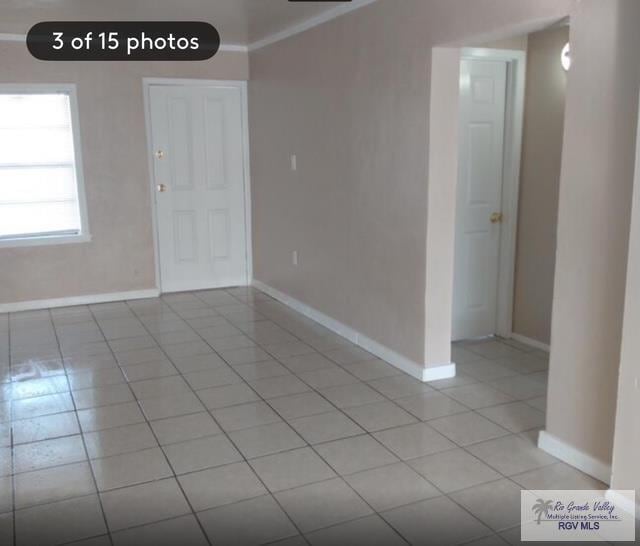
[0,233,92,249]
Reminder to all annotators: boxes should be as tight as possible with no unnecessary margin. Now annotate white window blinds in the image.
[0,92,84,240]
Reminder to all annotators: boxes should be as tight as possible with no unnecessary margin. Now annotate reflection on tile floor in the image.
[0,288,606,545]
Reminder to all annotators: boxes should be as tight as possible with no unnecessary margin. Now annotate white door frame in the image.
[458,48,526,339]
[142,78,252,293]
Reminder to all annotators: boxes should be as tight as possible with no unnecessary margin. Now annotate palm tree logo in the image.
[532,499,554,525]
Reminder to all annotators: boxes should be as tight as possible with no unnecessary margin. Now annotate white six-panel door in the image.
[149,84,248,292]
[452,59,508,341]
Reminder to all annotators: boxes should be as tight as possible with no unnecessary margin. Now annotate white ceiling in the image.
[0,0,354,45]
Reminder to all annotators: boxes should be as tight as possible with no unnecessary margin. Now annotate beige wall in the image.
[424,47,461,367]
[476,34,528,51]
[249,0,573,367]
[610,89,640,502]
[249,0,639,479]
[512,26,569,345]
[546,0,640,466]
[0,43,248,305]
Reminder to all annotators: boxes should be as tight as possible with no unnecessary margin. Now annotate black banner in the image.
[27,21,220,61]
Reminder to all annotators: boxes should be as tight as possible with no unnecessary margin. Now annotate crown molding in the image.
[248,0,379,52]
[1,0,379,53]
[547,15,571,29]
[0,33,25,41]
[218,44,248,53]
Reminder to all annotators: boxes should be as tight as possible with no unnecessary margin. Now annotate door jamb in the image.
[458,48,527,339]
[142,77,253,294]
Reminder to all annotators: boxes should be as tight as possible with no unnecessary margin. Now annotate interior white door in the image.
[149,84,247,292]
[452,59,508,341]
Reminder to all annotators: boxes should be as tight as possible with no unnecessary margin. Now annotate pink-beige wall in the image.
[512,26,569,345]
[545,0,640,468]
[424,47,461,368]
[0,43,248,305]
[249,0,639,480]
[476,34,528,51]
[249,0,573,367]
[610,88,640,502]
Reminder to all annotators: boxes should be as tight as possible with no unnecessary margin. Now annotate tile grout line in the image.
[147,294,315,546]
[123,296,314,546]
[209,290,419,545]
[232,290,536,543]
[3,290,557,544]
[3,374,549,490]
[214,290,440,545]
[49,306,115,546]
[7,312,15,546]
[97,299,217,546]
[225,289,550,542]
[159,290,414,542]
[159,289,554,543]
[2,423,559,494]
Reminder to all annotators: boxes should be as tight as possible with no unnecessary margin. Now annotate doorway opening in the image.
[452,24,570,351]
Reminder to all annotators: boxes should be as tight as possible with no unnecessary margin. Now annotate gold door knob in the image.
[157,184,167,193]
[490,212,503,224]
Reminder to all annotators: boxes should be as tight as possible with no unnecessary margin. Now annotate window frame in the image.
[0,83,90,248]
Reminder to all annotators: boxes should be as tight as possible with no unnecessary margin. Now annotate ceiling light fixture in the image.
[561,42,571,71]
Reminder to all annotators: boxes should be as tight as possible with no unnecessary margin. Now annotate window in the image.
[0,85,89,247]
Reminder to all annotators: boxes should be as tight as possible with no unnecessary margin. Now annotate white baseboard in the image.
[0,289,161,313]
[162,279,248,293]
[419,363,457,382]
[605,489,638,519]
[510,332,551,352]
[538,430,611,484]
[253,280,456,383]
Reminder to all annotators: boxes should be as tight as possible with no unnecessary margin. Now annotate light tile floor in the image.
[0,287,607,545]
